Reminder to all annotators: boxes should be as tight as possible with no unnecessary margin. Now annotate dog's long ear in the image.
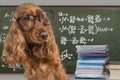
[2,21,27,65]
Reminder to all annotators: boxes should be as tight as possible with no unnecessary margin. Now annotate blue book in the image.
[77,63,104,66]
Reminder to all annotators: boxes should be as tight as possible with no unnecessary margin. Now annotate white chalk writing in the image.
[8,64,22,71]
[58,12,113,45]
[58,12,110,24]
[58,12,113,61]
[0,32,6,43]
[0,12,12,44]
[61,49,73,60]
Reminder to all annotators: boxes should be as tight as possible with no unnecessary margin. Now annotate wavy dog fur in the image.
[3,2,67,80]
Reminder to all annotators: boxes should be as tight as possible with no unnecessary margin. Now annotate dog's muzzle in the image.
[39,31,48,40]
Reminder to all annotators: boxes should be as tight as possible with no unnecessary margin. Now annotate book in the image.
[77,50,107,54]
[75,77,106,80]
[79,53,107,57]
[77,60,107,64]
[76,45,108,51]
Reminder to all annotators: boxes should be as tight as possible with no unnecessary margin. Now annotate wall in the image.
[0,0,120,6]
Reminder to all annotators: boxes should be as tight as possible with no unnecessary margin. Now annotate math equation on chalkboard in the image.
[56,11,114,61]
[58,12,113,45]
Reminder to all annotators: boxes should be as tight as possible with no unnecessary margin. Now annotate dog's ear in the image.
[2,21,27,65]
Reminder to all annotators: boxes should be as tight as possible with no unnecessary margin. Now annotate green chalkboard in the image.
[0,6,120,73]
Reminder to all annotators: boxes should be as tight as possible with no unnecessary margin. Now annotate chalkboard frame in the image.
[0,6,120,74]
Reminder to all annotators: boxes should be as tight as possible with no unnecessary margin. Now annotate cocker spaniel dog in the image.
[2,2,67,80]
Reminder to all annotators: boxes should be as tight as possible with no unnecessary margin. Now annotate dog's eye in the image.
[37,13,44,21]
[23,15,34,21]
[23,15,30,20]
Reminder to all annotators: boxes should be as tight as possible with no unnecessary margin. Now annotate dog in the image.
[2,2,67,80]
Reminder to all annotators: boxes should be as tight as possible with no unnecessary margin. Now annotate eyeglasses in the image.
[15,12,47,31]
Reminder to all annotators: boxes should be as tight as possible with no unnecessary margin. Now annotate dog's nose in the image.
[39,32,48,40]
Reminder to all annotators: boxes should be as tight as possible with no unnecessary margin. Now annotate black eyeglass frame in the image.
[16,12,46,32]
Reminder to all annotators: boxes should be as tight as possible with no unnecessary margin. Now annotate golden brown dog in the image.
[2,2,67,80]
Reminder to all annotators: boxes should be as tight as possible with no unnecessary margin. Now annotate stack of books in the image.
[75,45,109,80]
